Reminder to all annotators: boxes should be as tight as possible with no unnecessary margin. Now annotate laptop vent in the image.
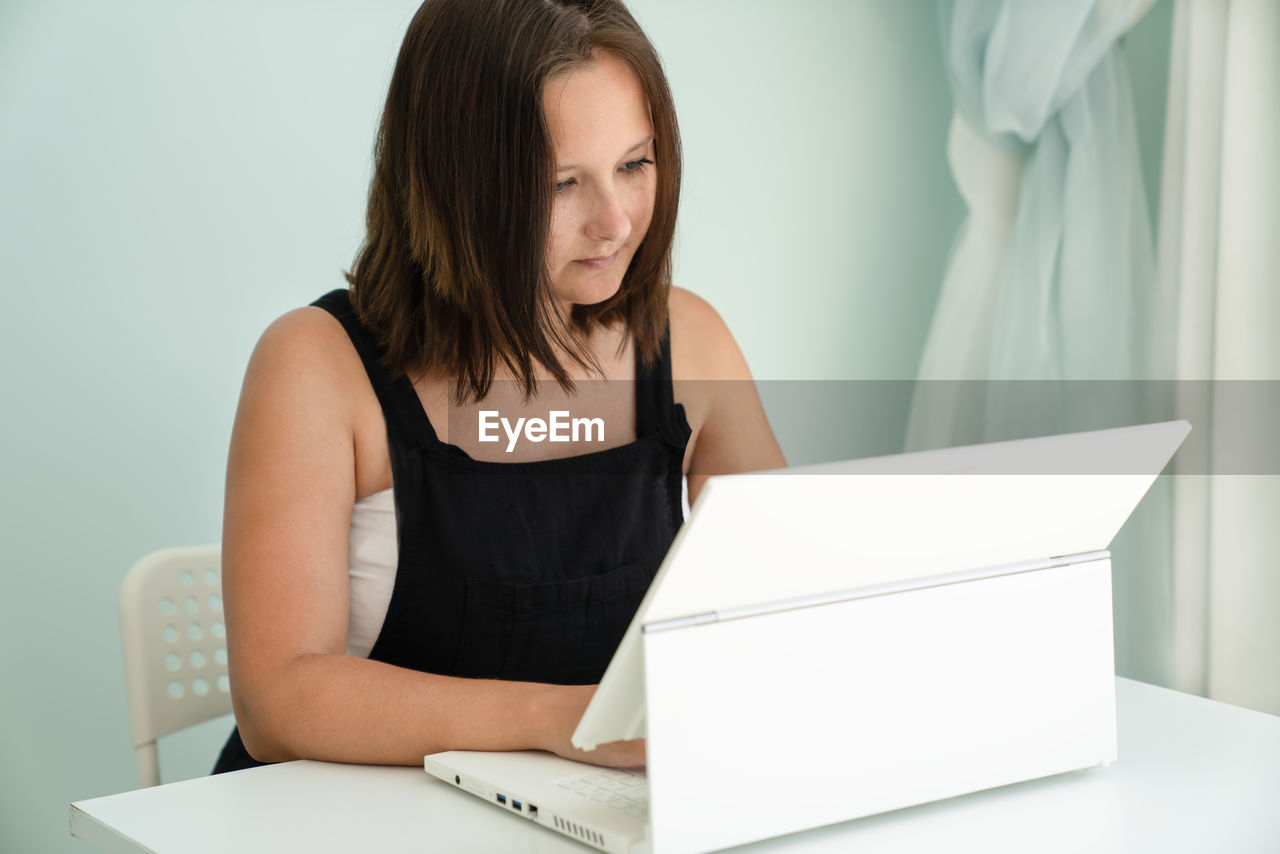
[553,815,605,849]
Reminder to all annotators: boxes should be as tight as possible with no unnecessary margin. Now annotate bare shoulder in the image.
[666,287,785,485]
[667,286,752,382]
[240,306,370,416]
[249,305,354,379]
[238,304,389,499]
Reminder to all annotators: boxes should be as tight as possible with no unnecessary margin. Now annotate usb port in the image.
[512,800,522,811]
[529,805,538,819]
[497,794,506,805]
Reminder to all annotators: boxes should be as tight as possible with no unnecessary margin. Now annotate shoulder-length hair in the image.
[345,0,682,401]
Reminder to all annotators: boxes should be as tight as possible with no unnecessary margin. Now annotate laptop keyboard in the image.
[556,768,649,817]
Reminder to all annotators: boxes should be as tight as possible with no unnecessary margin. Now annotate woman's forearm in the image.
[235,653,590,765]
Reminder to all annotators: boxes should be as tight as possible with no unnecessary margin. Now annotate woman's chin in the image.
[557,277,623,309]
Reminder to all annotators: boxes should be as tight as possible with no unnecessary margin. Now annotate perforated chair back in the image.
[119,545,231,787]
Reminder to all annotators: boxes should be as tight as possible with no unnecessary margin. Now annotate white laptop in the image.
[425,420,1190,854]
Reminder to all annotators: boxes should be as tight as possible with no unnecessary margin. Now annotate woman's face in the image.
[543,51,657,310]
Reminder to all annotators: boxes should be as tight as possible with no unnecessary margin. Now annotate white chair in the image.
[119,545,232,787]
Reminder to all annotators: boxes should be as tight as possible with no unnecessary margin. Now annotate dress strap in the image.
[311,289,439,448]
[634,322,686,443]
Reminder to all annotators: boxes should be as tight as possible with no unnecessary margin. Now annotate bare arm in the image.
[669,288,787,507]
[223,308,639,767]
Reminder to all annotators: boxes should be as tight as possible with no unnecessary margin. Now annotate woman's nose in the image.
[584,185,630,244]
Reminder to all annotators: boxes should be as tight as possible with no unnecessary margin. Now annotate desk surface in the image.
[70,678,1280,854]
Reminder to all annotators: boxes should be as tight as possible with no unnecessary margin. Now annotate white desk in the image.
[70,678,1280,853]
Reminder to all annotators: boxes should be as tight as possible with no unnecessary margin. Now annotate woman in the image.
[214,0,784,774]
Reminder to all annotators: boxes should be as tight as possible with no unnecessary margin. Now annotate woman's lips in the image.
[574,250,619,270]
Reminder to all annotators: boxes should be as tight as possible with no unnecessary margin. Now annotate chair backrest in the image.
[119,545,232,787]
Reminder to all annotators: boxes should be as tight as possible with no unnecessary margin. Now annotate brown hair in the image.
[345,0,682,401]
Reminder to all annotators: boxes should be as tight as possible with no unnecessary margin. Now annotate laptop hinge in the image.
[642,549,1112,634]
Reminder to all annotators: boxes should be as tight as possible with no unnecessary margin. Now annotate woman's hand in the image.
[536,684,647,768]
[550,737,647,769]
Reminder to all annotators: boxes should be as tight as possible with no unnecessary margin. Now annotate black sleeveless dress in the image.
[213,289,690,773]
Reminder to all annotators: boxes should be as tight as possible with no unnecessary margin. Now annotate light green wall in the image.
[0,2,1171,851]
[1,5,412,849]
[636,0,965,468]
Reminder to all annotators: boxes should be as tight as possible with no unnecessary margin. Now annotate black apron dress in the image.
[213,289,689,773]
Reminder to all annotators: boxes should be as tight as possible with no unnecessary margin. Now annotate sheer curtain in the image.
[907,0,1161,450]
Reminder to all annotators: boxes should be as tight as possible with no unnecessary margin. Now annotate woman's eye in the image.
[621,157,654,175]
[554,158,653,195]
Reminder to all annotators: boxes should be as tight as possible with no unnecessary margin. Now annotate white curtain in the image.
[1161,0,1280,714]
[911,0,1280,713]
